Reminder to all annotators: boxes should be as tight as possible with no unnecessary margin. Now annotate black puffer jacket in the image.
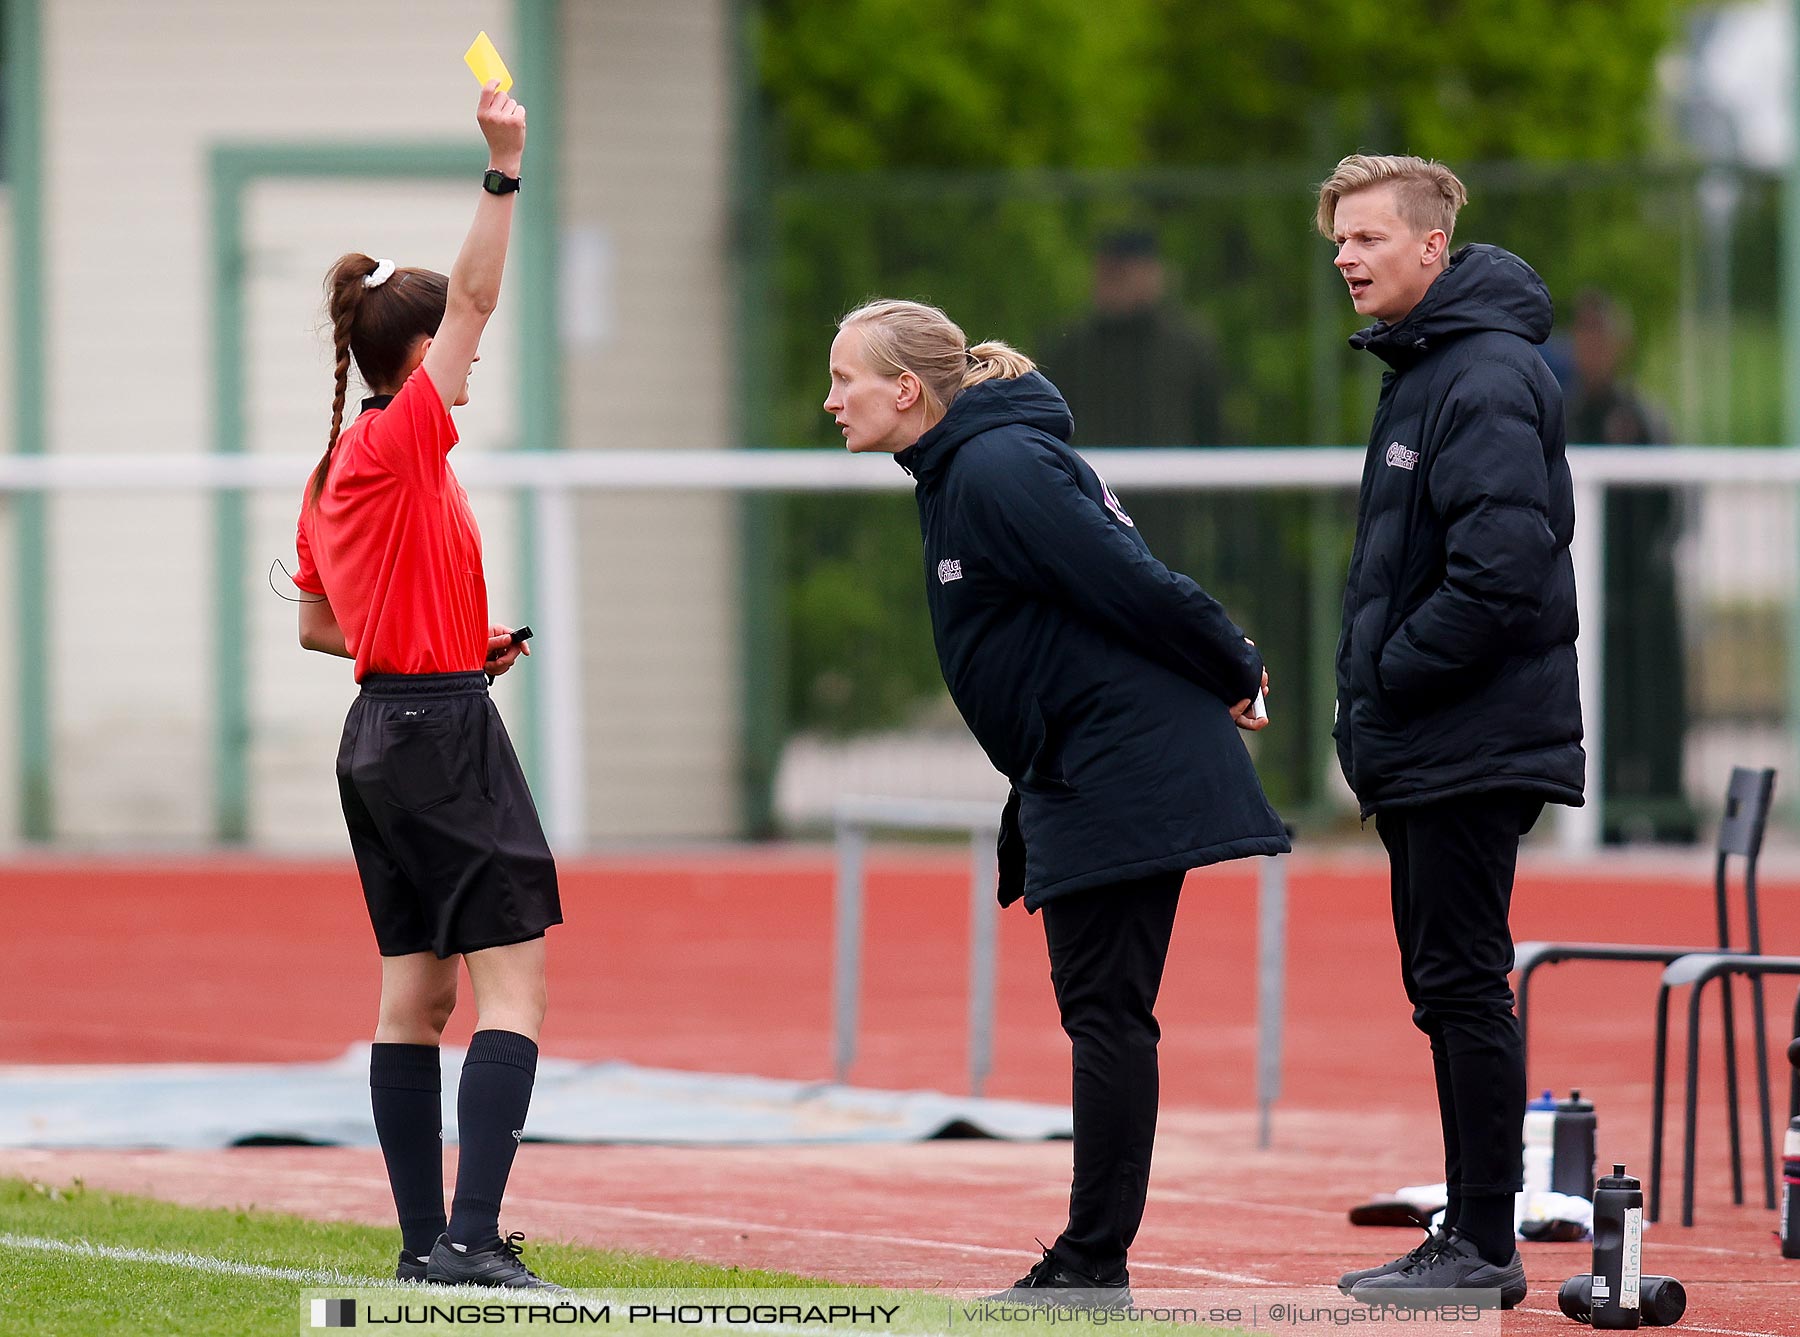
[897,372,1290,910]
[1336,243,1585,815]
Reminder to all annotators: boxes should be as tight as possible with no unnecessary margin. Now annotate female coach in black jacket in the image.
[825,299,1290,1302]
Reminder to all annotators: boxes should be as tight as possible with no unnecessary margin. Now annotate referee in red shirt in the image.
[292,83,561,1292]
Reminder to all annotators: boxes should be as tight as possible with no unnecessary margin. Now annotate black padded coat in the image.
[1335,244,1586,817]
[896,372,1290,910]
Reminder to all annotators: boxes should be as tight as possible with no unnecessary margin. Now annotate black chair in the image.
[1650,954,1800,1224]
[1513,767,1777,1205]
[1517,767,1776,1059]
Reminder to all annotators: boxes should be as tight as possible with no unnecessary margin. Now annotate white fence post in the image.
[832,798,1000,1094]
[1256,856,1287,1149]
[831,816,868,1085]
[967,824,999,1097]
[531,483,586,851]
[1563,477,1607,854]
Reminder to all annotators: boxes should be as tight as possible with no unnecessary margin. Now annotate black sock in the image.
[447,1030,539,1248]
[370,1043,446,1258]
[1440,1193,1461,1234]
[1456,1195,1515,1266]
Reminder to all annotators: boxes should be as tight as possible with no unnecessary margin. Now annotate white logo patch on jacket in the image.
[1385,441,1419,471]
[937,558,963,584]
[1099,476,1136,527]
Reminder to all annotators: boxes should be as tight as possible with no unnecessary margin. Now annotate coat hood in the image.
[895,371,1073,486]
[1350,243,1553,371]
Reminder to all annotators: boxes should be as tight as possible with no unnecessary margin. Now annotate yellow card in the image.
[463,31,514,93]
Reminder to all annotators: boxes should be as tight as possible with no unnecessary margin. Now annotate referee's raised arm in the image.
[421,81,525,413]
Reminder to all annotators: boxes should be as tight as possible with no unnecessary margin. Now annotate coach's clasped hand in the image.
[1231,640,1270,733]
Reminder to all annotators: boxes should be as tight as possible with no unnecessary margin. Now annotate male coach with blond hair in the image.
[1320,155,1585,1307]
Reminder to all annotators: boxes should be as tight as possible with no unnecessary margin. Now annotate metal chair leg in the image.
[1684,977,1709,1226]
[1650,983,1672,1222]
[1721,975,1745,1205]
[1750,972,1775,1207]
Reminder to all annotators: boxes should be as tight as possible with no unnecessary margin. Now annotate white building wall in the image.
[43,0,513,844]
[560,1,741,840]
[32,0,739,846]
[0,197,15,846]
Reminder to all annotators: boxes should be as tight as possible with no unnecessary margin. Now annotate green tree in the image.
[753,0,1701,779]
[757,0,1163,170]
[1146,0,1687,163]
[759,0,1691,173]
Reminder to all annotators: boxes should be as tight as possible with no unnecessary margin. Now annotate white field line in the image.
[21,1229,1793,1337]
[3,1155,1274,1290]
[497,1189,1274,1286]
[174,1168,1278,1288]
[0,1232,378,1287]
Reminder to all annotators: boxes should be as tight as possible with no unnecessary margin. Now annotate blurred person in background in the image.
[1563,289,1695,844]
[1043,229,1316,820]
[1320,154,1584,1307]
[1044,228,1225,451]
[824,298,1289,1306]
[1041,228,1226,594]
[292,83,562,1292]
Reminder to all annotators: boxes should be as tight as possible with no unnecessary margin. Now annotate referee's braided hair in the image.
[309,253,450,505]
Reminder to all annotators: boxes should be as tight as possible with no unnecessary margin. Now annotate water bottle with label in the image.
[1553,1090,1597,1198]
[1782,1117,1800,1259]
[1558,1275,1686,1326]
[1523,1089,1557,1199]
[1592,1163,1644,1330]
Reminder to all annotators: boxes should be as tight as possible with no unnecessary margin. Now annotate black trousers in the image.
[1377,793,1542,1200]
[1040,869,1183,1280]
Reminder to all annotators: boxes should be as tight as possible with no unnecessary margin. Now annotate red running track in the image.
[6,849,1800,1333]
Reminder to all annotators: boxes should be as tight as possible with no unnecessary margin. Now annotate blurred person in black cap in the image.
[1044,228,1225,451]
[826,297,1288,1307]
[1043,229,1314,816]
[1564,289,1695,844]
[1041,227,1226,584]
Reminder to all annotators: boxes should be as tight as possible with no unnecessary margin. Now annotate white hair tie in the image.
[363,259,397,289]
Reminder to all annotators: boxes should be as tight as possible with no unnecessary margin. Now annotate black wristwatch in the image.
[482,169,522,196]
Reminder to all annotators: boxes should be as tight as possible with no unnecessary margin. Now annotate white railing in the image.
[0,445,1792,853]
[5,444,1798,490]
[829,795,1290,1141]
[831,798,1001,1096]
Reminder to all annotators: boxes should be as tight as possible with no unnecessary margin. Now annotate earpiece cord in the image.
[268,557,325,604]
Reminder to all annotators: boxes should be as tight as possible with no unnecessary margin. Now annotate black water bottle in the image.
[1558,1275,1686,1326]
[1592,1163,1644,1329]
[1781,1116,1800,1259]
[1553,1090,1598,1198]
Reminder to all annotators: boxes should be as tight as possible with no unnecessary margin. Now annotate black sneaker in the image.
[1350,1229,1525,1309]
[396,1250,429,1283]
[1336,1228,1447,1293]
[425,1232,567,1291]
[985,1248,1132,1310]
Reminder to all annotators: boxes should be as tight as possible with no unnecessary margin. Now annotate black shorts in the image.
[336,671,562,959]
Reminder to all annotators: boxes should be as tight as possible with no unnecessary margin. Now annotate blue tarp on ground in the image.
[0,1048,1073,1149]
